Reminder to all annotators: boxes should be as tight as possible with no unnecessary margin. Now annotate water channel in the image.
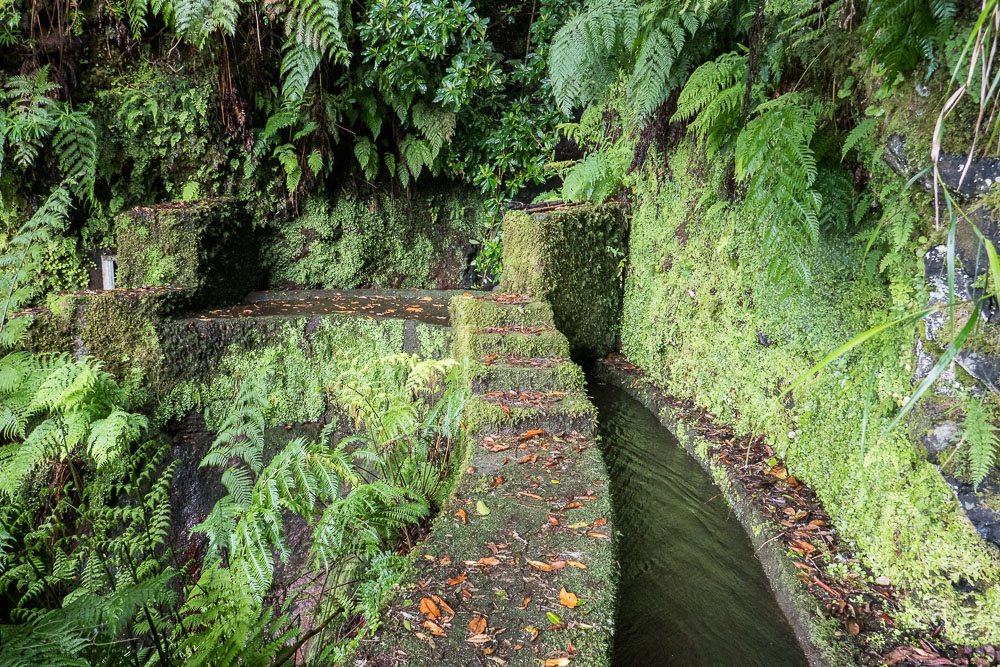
[589,379,809,667]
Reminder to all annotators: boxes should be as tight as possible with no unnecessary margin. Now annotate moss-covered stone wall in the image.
[265,187,487,290]
[154,315,451,428]
[116,198,263,308]
[501,203,626,358]
[619,140,1000,643]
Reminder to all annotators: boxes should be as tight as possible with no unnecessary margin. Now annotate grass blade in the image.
[781,306,938,399]
[886,303,981,433]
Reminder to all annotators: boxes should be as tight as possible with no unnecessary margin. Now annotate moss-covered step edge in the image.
[464,392,596,440]
[450,294,557,329]
[593,359,853,667]
[468,358,585,394]
[454,329,571,360]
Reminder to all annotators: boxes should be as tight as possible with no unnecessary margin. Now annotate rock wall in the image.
[264,187,487,291]
[617,139,1000,643]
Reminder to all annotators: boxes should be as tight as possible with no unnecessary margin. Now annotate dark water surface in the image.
[590,380,809,667]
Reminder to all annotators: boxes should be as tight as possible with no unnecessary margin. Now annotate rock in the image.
[950,477,1000,548]
[884,134,910,177]
[956,349,1000,392]
[922,245,983,342]
[922,421,960,457]
[883,134,1000,200]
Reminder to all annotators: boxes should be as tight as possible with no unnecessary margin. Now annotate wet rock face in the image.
[920,245,1000,391]
[951,478,1000,547]
[884,133,1000,200]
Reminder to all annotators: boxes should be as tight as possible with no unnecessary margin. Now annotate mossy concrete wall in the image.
[618,140,1000,643]
[501,203,627,358]
[265,187,487,290]
[116,198,263,308]
[25,289,452,417]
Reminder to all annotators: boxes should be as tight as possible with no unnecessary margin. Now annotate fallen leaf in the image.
[566,561,587,569]
[528,560,552,572]
[455,509,467,524]
[469,615,487,634]
[542,660,570,667]
[476,500,491,516]
[448,573,468,585]
[420,597,441,620]
[465,557,501,567]
[423,620,446,637]
[559,587,578,609]
[587,532,611,540]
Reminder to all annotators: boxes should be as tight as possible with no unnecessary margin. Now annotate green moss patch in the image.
[116,198,262,309]
[501,203,627,358]
[264,188,486,290]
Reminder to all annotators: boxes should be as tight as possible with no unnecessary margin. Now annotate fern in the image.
[354,137,378,180]
[841,118,876,162]
[866,0,956,78]
[627,27,674,119]
[672,52,747,156]
[411,102,456,155]
[736,93,822,246]
[280,42,322,102]
[965,400,999,489]
[284,0,348,58]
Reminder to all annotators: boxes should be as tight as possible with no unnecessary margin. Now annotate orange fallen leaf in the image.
[437,597,455,618]
[587,532,611,539]
[455,509,467,524]
[542,659,570,666]
[566,561,587,569]
[591,517,607,527]
[469,615,487,634]
[448,573,468,585]
[423,620,446,636]
[528,560,552,572]
[559,587,578,609]
[420,597,441,620]
[521,429,546,439]
[549,560,566,570]
[562,502,583,510]
[465,557,501,566]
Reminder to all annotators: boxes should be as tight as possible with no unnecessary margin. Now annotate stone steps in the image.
[358,293,616,666]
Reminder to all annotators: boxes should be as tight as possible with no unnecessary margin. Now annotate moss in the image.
[116,198,262,309]
[154,315,410,427]
[454,328,572,360]
[415,322,452,359]
[449,294,556,330]
[500,203,627,358]
[462,392,596,437]
[264,187,487,290]
[619,138,1000,643]
[467,358,586,394]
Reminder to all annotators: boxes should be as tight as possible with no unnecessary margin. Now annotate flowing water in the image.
[590,380,809,667]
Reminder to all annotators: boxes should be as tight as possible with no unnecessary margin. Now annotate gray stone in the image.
[922,422,960,457]
[883,134,1000,200]
[950,478,1000,548]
